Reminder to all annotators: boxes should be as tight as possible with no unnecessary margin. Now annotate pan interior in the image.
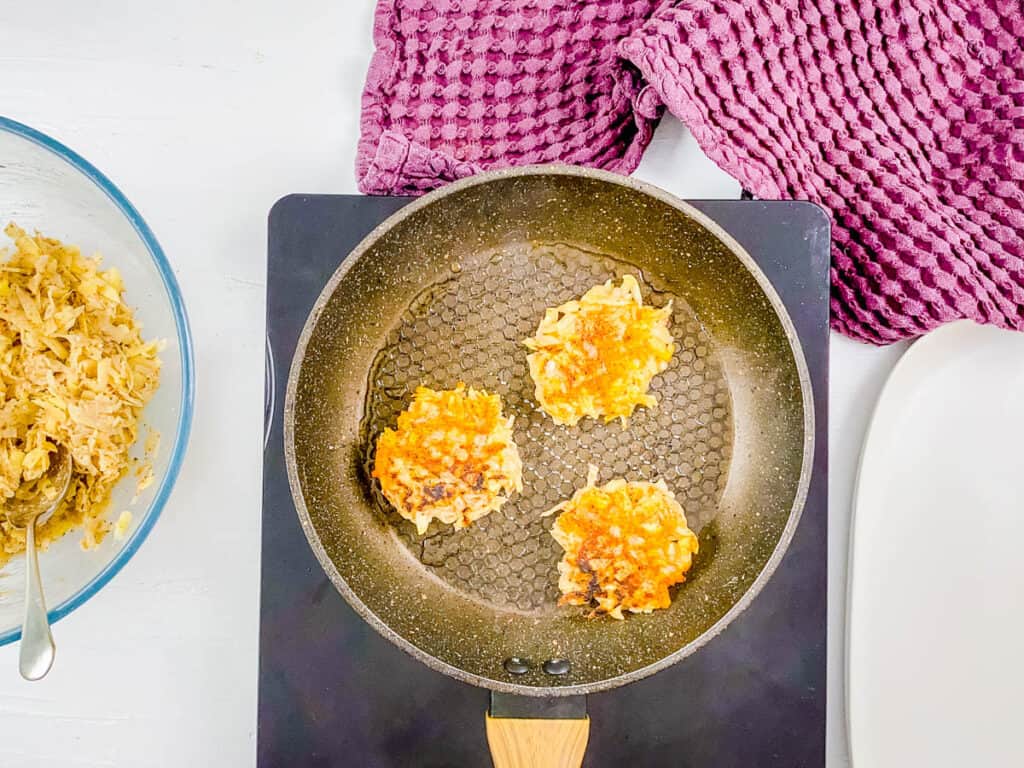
[360,242,733,613]
[287,171,810,693]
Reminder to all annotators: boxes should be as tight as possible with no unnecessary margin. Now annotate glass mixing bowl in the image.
[0,116,194,645]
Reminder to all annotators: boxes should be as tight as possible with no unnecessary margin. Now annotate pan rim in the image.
[283,164,816,697]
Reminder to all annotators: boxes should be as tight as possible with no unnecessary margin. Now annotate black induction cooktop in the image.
[261,194,830,767]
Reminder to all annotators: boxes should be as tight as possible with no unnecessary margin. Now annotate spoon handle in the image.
[19,519,55,681]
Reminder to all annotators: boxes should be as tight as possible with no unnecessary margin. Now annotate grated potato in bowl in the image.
[0,223,160,563]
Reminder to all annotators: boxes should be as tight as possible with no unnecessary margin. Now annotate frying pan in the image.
[284,166,814,767]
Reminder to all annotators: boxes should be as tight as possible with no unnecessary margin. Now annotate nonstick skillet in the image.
[285,166,814,767]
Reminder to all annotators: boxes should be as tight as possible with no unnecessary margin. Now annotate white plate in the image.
[846,320,1024,766]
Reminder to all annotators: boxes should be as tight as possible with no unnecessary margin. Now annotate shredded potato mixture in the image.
[372,383,523,535]
[549,466,699,619]
[0,224,161,562]
[524,275,674,426]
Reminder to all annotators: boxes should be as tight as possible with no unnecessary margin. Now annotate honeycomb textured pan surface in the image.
[362,242,732,613]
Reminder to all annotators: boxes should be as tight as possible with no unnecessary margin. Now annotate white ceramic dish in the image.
[847,320,1024,766]
[0,116,194,645]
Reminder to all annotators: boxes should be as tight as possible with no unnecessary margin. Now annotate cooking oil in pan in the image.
[359,242,734,614]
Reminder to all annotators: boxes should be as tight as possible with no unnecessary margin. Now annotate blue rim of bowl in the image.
[0,116,195,646]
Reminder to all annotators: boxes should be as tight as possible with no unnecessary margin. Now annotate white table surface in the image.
[0,2,909,765]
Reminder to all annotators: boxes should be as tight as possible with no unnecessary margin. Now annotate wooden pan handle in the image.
[485,713,590,768]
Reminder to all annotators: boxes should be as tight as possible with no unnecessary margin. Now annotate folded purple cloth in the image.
[357,1,660,194]
[358,0,1024,344]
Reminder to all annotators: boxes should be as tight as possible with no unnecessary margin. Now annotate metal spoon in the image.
[3,445,72,680]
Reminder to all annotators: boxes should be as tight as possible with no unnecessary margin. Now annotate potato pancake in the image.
[524,275,674,426]
[372,383,522,535]
[549,466,699,619]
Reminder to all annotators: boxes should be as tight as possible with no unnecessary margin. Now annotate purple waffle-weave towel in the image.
[358,0,1024,344]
